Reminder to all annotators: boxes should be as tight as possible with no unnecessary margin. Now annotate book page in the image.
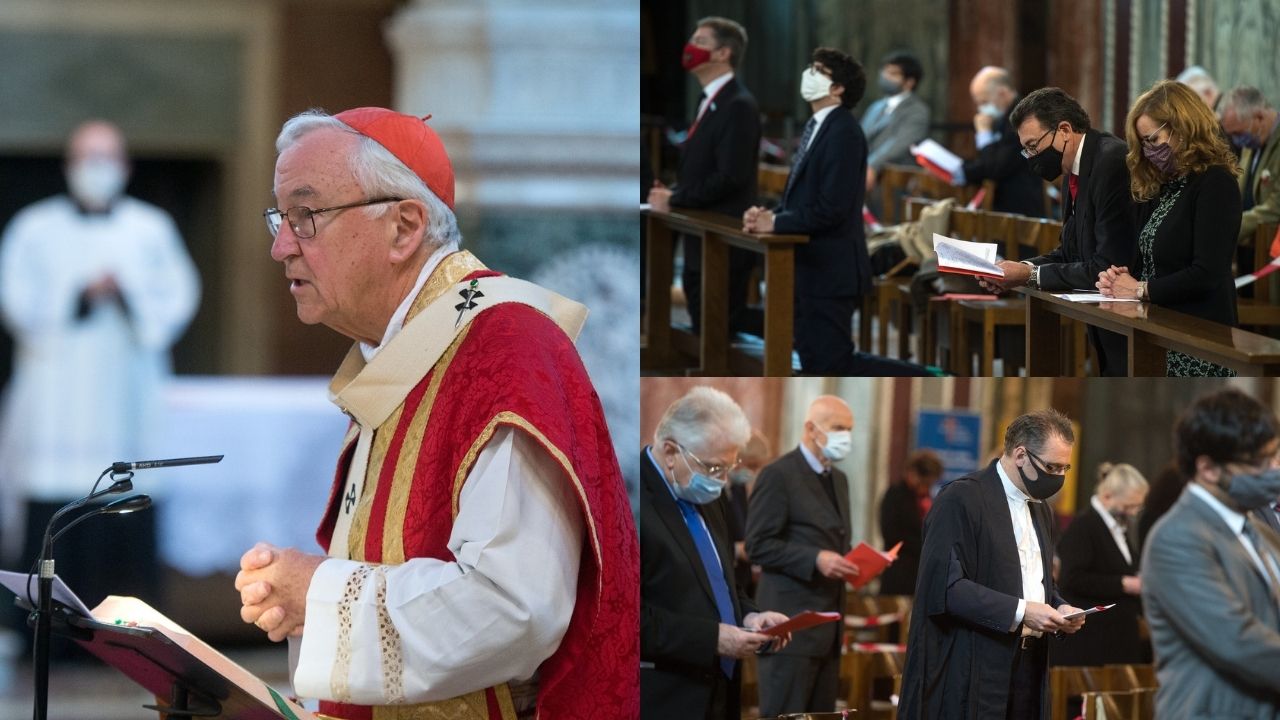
[932,234,1004,277]
[92,596,315,719]
[911,139,964,176]
[1052,293,1140,303]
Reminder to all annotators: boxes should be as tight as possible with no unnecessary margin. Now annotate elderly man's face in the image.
[270,128,393,341]
[660,434,741,490]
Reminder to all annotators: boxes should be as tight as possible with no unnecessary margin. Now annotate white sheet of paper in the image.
[911,138,964,176]
[1052,293,1141,303]
[932,233,1004,276]
[0,570,92,617]
[640,203,652,211]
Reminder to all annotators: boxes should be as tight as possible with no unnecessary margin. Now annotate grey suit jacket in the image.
[1142,487,1280,719]
[861,93,931,172]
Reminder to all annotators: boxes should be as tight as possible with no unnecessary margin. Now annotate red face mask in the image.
[681,42,712,71]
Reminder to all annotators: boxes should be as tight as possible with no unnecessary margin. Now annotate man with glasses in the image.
[234,107,638,719]
[1142,388,1280,718]
[642,386,790,720]
[746,395,859,716]
[0,119,199,635]
[980,87,1136,376]
[901,409,1086,720]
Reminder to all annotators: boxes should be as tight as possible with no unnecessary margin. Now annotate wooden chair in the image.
[842,647,904,719]
[1080,688,1155,720]
[741,652,760,715]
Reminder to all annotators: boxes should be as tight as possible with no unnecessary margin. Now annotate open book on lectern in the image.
[0,571,314,719]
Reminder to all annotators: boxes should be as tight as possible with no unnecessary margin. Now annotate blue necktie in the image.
[675,498,737,678]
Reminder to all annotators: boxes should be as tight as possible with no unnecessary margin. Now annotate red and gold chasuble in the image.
[312,252,639,720]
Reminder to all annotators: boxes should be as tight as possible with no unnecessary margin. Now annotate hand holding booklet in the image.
[1061,603,1116,621]
[933,234,1005,280]
[755,611,842,637]
[843,541,903,589]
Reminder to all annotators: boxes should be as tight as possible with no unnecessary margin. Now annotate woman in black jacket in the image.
[1097,79,1242,376]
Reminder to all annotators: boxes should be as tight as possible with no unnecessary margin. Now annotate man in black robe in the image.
[899,409,1086,720]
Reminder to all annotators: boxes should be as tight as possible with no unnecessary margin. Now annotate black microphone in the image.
[110,455,223,474]
[49,495,152,546]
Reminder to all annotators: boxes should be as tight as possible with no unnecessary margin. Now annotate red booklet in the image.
[843,541,903,590]
[756,610,842,637]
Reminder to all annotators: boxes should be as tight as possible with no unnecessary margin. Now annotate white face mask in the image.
[68,158,127,209]
[819,428,853,461]
[800,67,833,102]
[978,102,1002,119]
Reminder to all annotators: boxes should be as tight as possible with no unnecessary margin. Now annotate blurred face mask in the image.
[877,75,903,96]
[800,67,833,102]
[818,426,853,461]
[1221,467,1280,510]
[978,102,1002,119]
[68,158,126,209]
[681,42,712,71]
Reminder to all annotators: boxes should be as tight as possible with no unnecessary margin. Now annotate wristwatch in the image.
[1136,281,1148,301]
[1021,261,1039,290]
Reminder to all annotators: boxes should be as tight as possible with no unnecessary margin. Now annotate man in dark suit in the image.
[981,87,1137,376]
[648,16,760,334]
[641,387,790,720]
[955,67,1046,218]
[1143,389,1280,718]
[1052,463,1149,666]
[742,48,874,375]
[878,449,943,596]
[745,395,859,716]
[900,410,1086,720]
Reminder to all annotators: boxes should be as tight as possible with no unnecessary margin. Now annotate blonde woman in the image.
[1097,79,1242,376]
[1052,462,1150,666]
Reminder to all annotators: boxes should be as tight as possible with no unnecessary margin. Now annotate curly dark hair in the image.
[812,47,865,108]
[881,51,923,87]
[1175,388,1278,478]
[1009,87,1092,134]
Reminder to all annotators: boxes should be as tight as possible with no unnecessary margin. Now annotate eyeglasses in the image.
[1020,127,1058,158]
[1140,123,1168,148]
[263,197,403,239]
[676,442,739,481]
[1024,447,1071,475]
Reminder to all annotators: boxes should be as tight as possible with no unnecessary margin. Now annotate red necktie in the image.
[1069,174,1079,202]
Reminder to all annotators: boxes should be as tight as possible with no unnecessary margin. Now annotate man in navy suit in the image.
[743,48,873,375]
[649,16,760,335]
[900,409,1086,720]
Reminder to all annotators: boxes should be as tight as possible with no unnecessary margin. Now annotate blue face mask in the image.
[673,448,726,504]
[1232,132,1263,150]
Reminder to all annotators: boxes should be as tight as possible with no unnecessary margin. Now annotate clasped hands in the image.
[1095,265,1141,299]
[742,206,775,234]
[234,542,326,642]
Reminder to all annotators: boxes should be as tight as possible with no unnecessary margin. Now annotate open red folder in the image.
[843,541,903,589]
[756,611,842,637]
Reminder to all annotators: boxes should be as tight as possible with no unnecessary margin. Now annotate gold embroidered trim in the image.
[451,411,604,579]
[373,567,405,704]
[368,685,516,719]
[382,323,471,565]
[405,251,488,324]
[349,406,404,562]
[331,564,375,702]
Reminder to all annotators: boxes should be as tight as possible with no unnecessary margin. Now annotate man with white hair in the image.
[953,66,1045,217]
[233,108,638,719]
[1220,86,1280,246]
[1176,65,1222,111]
[641,386,790,720]
[746,395,859,716]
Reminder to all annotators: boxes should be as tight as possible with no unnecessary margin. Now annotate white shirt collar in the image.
[1090,494,1122,533]
[799,442,827,474]
[1070,131,1086,176]
[800,105,839,152]
[701,71,734,100]
[996,459,1033,503]
[359,242,457,362]
[1187,482,1246,535]
[886,90,911,112]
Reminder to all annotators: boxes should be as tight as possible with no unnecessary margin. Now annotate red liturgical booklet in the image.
[756,611,842,637]
[843,541,903,589]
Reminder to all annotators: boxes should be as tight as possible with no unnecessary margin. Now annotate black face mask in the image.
[1027,129,1065,182]
[1017,448,1066,500]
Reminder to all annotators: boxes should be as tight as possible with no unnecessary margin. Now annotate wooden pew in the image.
[1239,222,1280,330]
[1022,287,1280,375]
[877,164,990,225]
[642,207,807,376]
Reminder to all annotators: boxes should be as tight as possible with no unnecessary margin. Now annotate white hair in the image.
[1095,462,1149,497]
[1175,65,1218,96]
[275,109,462,251]
[654,387,751,455]
[1222,85,1272,117]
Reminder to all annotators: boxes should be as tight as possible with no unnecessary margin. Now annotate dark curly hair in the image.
[1175,389,1278,478]
[812,47,865,108]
